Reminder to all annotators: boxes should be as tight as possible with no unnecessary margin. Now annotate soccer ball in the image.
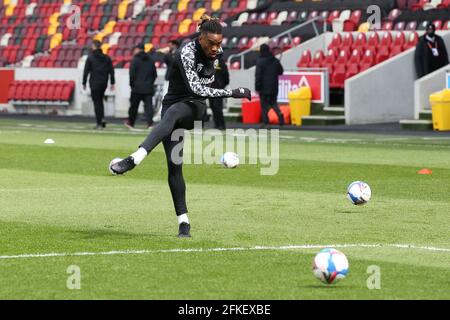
[220,152,239,169]
[347,181,371,205]
[312,248,349,284]
[109,158,122,175]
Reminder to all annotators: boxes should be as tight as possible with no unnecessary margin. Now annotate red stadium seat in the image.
[405,21,418,31]
[352,33,367,52]
[7,81,17,101]
[344,10,362,31]
[411,0,429,11]
[30,82,41,100]
[328,33,342,51]
[309,50,325,68]
[403,32,419,50]
[323,49,337,74]
[433,20,443,30]
[394,21,406,31]
[22,81,33,100]
[297,50,311,68]
[359,49,376,72]
[382,22,394,31]
[341,33,354,48]
[346,49,362,79]
[366,32,380,52]
[375,32,393,63]
[327,10,340,24]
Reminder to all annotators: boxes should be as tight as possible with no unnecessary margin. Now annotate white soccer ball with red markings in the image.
[220,152,239,169]
[347,181,371,205]
[312,248,349,284]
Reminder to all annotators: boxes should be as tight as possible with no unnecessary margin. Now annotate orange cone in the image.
[417,168,432,175]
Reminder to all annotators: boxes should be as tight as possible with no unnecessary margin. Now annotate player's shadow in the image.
[69,228,170,240]
[302,285,356,290]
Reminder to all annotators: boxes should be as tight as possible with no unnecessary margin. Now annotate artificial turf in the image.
[0,118,449,299]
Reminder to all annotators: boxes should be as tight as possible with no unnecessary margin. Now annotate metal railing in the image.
[227,17,326,70]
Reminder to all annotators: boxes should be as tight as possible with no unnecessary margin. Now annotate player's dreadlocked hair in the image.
[198,14,223,34]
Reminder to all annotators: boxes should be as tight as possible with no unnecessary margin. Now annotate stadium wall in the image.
[345,31,450,125]
[414,64,450,119]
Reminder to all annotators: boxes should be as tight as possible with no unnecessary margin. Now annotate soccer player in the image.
[110,15,251,238]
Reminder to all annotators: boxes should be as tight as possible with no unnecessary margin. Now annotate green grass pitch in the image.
[0,118,449,299]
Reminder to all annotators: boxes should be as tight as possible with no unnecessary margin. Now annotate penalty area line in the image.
[0,244,449,260]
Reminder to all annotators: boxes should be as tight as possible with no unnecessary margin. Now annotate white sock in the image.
[131,147,148,165]
[177,214,190,225]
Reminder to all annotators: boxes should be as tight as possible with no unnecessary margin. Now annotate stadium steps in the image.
[418,109,432,120]
[300,104,345,126]
[399,119,433,131]
[301,115,346,126]
[400,110,433,131]
[224,112,242,123]
[322,106,345,115]
[224,104,346,126]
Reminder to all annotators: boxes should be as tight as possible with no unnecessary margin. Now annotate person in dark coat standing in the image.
[124,43,158,129]
[255,44,284,126]
[208,56,229,130]
[415,23,449,78]
[83,40,115,130]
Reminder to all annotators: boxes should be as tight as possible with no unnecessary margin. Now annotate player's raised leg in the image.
[110,102,194,175]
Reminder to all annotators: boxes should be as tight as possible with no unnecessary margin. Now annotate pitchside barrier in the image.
[278,68,330,107]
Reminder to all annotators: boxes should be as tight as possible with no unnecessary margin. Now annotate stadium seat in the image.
[297,50,312,68]
[309,50,325,69]
[346,49,361,78]
[341,33,354,49]
[376,32,393,63]
[366,32,380,52]
[323,49,337,74]
[403,31,419,50]
[328,33,342,51]
[352,33,367,52]
[359,49,376,72]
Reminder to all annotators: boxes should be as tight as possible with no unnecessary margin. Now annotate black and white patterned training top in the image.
[162,38,232,108]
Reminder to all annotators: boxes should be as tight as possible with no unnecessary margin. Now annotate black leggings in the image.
[91,89,106,125]
[140,102,199,216]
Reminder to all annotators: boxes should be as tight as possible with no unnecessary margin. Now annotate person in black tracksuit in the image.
[82,40,115,129]
[110,15,251,238]
[125,43,157,129]
[414,23,449,78]
[208,56,229,130]
[163,40,181,84]
[255,44,284,126]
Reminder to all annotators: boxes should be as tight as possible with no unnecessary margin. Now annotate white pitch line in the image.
[0,244,449,261]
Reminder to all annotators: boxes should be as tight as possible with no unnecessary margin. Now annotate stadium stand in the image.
[7,80,75,105]
[296,31,420,89]
[0,0,271,69]
[1,0,449,128]
[2,0,445,71]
